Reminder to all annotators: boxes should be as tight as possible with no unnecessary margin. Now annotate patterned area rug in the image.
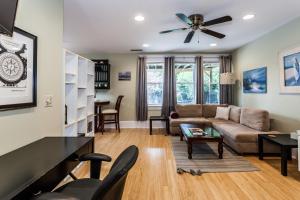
[171,137,259,175]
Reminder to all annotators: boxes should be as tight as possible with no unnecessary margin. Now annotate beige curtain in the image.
[161,57,176,116]
[220,55,234,105]
[136,57,148,121]
[195,56,203,104]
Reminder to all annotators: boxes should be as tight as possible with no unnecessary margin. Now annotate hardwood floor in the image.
[73,129,300,200]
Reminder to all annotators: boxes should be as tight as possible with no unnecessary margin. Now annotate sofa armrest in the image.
[263,130,281,134]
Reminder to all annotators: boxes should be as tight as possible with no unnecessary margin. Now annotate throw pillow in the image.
[170,111,179,119]
[215,107,231,120]
[229,105,241,123]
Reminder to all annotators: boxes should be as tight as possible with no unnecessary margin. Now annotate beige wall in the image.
[233,17,300,132]
[89,54,138,121]
[85,53,161,121]
[0,0,64,155]
[86,53,229,121]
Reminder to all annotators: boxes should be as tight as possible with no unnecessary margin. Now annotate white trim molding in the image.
[104,121,165,128]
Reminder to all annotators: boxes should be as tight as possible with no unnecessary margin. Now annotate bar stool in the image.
[100,95,124,134]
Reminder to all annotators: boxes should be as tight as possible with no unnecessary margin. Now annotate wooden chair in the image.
[100,95,124,134]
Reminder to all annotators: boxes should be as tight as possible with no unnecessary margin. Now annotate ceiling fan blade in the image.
[160,28,187,34]
[184,30,195,43]
[202,16,232,26]
[201,29,225,39]
[176,13,193,25]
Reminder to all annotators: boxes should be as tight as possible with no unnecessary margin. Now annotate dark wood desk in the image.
[0,137,94,200]
[94,100,110,132]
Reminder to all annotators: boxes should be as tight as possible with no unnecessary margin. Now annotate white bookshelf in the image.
[64,49,95,137]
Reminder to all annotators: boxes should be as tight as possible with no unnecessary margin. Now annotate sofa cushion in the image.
[210,118,280,144]
[208,118,236,125]
[175,104,202,118]
[240,108,270,131]
[215,107,230,120]
[169,117,211,127]
[202,104,227,118]
[229,105,241,123]
[212,122,260,143]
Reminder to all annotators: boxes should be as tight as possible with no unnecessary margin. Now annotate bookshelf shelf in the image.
[64,49,95,137]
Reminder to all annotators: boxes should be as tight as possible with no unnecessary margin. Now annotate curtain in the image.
[219,55,234,105]
[195,56,203,104]
[136,57,148,121]
[161,57,176,116]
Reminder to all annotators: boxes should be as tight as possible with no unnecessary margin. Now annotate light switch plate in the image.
[45,95,53,107]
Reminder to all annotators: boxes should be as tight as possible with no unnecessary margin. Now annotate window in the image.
[175,63,196,104]
[203,62,220,104]
[146,63,164,105]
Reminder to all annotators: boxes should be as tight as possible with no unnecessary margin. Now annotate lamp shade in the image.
[220,72,235,85]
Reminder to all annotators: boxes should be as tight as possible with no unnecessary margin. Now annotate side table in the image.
[258,134,298,176]
[149,116,170,135]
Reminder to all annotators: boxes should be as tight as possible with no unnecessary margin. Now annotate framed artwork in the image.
[243,67,267,94]
[118,71,131,81]
[0,27,37,110]
[279,46,300,94]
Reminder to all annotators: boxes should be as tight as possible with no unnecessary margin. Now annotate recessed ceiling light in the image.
[134,15,145,22]
[210,43,217,47]
[143,43,149,47]
[243,14,255,20]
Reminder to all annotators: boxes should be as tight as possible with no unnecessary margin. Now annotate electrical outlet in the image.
[45,95,53,107]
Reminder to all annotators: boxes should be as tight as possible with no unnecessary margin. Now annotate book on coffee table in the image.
[189,128,206,136]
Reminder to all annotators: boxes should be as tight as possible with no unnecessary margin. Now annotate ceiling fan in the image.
[160,13,232,43]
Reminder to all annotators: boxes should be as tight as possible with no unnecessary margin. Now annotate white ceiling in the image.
[64,0,300,54]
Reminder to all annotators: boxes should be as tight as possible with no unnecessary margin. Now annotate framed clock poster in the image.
[0,27,37,110]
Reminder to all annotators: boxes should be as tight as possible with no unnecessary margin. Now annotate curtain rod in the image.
[140,54,230,59]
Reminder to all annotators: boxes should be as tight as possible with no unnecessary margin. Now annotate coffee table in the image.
[179,123,223,159]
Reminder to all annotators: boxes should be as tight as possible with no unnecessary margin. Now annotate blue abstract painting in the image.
[283,52,300,86]
[243,67,267,94]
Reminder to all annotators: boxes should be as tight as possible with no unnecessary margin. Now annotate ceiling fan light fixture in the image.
[134,15,145,22]
[160,13,231,43]
[210,43,217,47]
[243,14,255,20]
[142,43,149,47]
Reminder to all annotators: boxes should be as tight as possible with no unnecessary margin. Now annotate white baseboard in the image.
[104,121,165,128]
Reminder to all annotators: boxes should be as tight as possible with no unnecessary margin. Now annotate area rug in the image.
[171,137,259,175]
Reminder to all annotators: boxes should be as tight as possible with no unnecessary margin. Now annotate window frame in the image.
[203,60,221,104]
[174,62,197,105]
[146,62,164,106]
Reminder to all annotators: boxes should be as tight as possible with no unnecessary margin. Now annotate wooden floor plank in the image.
[71,129,300,200]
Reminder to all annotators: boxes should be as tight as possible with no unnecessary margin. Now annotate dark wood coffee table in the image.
[179,123,223,159]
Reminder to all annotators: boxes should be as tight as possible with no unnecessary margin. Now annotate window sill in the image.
[148,105,162,111]
[177,103,196,105]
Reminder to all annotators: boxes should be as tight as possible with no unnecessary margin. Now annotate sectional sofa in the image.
[169,104,280,154]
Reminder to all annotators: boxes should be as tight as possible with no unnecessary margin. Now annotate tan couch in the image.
[169,104,280,154]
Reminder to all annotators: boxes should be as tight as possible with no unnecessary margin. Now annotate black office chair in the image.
[33,145,139,200]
